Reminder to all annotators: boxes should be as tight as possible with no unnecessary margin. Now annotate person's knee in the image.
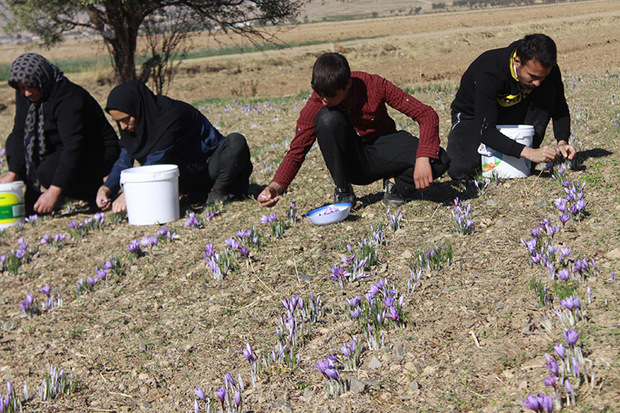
[225,133,250,156]
[448,161,478,181]
[314,107,346,135]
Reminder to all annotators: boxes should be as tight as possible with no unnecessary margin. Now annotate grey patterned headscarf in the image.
[8,53,65,190]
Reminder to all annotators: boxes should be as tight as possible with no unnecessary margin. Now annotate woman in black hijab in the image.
[0,53,120,214]
[97,80,253,212]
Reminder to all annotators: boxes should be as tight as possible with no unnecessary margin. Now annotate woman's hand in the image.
[0,171,19,184]
[34,185,62,214]
[112,192,127,213]
[96,186,112,211]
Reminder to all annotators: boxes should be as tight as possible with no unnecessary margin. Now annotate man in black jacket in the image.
[447,33,576,180]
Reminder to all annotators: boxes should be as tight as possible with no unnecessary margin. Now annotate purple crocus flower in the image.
[546,357,559,376]
[86,277,98,287]
[204,243,214,259]
[243,343,255,363]
[234,389,242,408]
[53,233,66,243]
[538,394,554,412]
[39,285,52,297]
[140,237,151,248]
[559,213,570,225]
[225,237,239,249]
[572,357,579,377]
[554,343,566,360]
[15,249,24,260]
[18,293,34,312]
[239,245,249,257]
[260,215,270,224]
[348,296,361,307]
[530,227,541,238]
[96,268,108,281]
[330,265,350,281]
[68,220,77,229]
[157,226,169,236]
[40,235,50,245]
[544,376,557,387]
[565,379,573,394]
[348,306,361,318]
[225,373,235,388]
[554,197,567,212]
[385,306,399,321]
[215,387,226,405]
[194,386,205,401]
[556,269,570,281]
[127,240,141,254]
[563,328,579,346]
[523,394,540,411]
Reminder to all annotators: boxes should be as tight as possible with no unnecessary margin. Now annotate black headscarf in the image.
[105,80,197,161]
[8,53,65,189]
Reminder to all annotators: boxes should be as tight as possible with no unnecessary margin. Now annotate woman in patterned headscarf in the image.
[96,80,253,212]
[0,53,120,214]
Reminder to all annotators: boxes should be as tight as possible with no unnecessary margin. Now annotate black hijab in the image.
[105,80,198,161]
[8,53,65,189]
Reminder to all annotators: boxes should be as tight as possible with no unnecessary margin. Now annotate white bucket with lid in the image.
[0,181,25,229]
[478,124,534,179]
[120,164,180,225]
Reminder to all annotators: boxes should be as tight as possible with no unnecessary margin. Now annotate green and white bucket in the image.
[0,181,26,228]
[478,125,534,179]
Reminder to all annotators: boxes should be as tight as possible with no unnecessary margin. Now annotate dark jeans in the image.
[315,106,449,198]
[447,82,557,180]
[179,133,253,197]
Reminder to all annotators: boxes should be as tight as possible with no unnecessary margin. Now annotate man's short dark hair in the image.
[516,33,557,68]
[311,53,351,97]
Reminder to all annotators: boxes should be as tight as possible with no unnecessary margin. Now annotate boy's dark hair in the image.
[311,53,351,97]
[516,33,557,68]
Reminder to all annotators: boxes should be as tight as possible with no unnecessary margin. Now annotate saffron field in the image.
[0,2,619,411]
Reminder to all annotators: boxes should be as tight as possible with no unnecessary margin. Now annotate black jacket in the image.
[451,40,571,157]
[6,78,119,189]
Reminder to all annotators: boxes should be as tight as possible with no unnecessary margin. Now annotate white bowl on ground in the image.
[305,203,351,225]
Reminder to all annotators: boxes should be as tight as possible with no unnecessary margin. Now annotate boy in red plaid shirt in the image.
[258,53,449,208]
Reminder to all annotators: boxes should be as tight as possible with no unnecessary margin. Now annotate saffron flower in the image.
[39,285,52,297]
[127,240,141,254]
[563,328,579,346]
[194,386,205,401]
[554,343,566,360]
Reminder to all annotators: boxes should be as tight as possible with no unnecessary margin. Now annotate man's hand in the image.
[34,185,62,214]
[96,186,112,211]
[0,171,19,184]
[557,140,577,161]
[414,157,433,190]
[520,146,560,164]
[257,182,282,208]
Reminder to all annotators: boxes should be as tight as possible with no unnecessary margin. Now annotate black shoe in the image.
[334,185,355,207]
[383,179,405,206]
[206,189,229,205]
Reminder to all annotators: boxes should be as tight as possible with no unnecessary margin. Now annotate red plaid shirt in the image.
[272,71,440,191]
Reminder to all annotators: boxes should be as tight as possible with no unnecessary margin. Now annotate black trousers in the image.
[15,146,118,213]
[315,106,449,198]
[179,133,253,197]
[446,82,557,180]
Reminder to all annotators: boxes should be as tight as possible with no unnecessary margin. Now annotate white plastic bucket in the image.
[120,164,180,225]
[0,181,25,229]
[478,124,534,179]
